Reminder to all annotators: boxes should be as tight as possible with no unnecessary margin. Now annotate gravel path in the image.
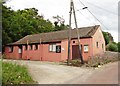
[3,59,94,84]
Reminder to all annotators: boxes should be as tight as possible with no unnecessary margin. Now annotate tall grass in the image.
[2,62,36,85]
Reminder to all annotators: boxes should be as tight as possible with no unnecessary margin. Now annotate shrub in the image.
[107,42,118,52]
[118,42,120,52]
[69,59,82,67]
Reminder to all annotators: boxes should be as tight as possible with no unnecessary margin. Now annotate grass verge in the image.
[2,61,36,85]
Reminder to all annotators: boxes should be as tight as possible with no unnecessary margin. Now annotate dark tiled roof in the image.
[8,25,100,45]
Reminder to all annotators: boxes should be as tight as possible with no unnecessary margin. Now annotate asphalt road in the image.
[64,62,118,84]
[3,59,119,84]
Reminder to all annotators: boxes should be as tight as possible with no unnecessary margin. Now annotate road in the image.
[3,59,119,84]
[64,62,118,84]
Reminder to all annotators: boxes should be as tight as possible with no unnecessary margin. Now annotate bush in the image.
[107,42,118,52]
[118,42,120,52]
[2,62,36,85]
[69,59,82,67]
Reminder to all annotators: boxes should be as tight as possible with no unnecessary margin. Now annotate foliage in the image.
[118,42,120,52]
[2,62,36,85]
[107,42,118,52]
[53,15,69,31]
[102,32,110,45]
[69,59,83,67]
[2,5,54,46]
[2,5,68,51]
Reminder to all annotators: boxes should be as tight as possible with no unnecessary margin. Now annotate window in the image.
[49,44,56,52]
[34,44,38,50]
[52,44,56,52]
[29,45,32,50]
[24,45,28,50]
[84,45,88,52]
[96,42,99,48]
[56,46,61,53]
[49,45,52,51]
[18,46,22,53]
[73,41,75,43]
[8,46,13,53]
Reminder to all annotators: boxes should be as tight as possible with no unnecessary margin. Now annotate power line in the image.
[84,1,117,16]
[75,7,96,26]
[78,0,110,30]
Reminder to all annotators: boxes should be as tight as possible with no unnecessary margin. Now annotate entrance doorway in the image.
[72,45,82,60]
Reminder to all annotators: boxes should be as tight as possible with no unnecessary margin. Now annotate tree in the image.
[53,15,68,31]
[2,5,54,46]
[2,4,69,52]
[107,42,118,52]
[102,31,114,45]
[118,42,120,52]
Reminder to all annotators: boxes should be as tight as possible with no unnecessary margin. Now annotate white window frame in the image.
[49,44,56,52]
[18,48,22,53]
[84,45,89,52]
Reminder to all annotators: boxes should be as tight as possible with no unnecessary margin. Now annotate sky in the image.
[5,0,119,42]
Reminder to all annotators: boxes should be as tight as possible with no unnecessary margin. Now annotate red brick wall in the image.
[71,38,93,61]
[42,43,61,62]
[4,46,20,59]
[4,27,105,62]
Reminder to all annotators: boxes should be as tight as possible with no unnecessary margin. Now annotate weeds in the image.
[2,62,36,85]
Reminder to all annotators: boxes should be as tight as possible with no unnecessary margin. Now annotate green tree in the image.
[2,5,54,46]
[53,15,68,31]
[107,42,118,52]
[102,32,110,45]
[118,42,120,52]
[2,4,69,52]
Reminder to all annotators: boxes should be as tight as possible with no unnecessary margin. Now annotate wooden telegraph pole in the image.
[67,0,84,65]
[67,0,72,65]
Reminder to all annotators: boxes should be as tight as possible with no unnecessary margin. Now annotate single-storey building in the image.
[4,25,105,62]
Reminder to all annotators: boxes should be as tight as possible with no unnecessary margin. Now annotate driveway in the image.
[3,59,119,84]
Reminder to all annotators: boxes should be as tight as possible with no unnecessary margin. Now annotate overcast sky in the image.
[5,0,119,42]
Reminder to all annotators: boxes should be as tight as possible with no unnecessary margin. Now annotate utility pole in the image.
[67,0,84,65]
[67,0,72,65]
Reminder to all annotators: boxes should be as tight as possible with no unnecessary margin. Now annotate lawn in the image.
[2,61,36,85]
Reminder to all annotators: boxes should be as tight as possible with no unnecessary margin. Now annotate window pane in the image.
[18,48,22,53]
[52,44,56,52]
[84,45,88,52]
[96,42,99,48]
[49,45,52,51]
[56,46,61,53]
[9,46,13,53]
[34,44,38,50]
[29,45,32,50]
[25,45,27,50]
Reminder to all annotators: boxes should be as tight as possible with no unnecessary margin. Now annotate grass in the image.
[0,60,2,85]
[2,61,36,85]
